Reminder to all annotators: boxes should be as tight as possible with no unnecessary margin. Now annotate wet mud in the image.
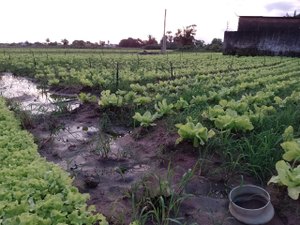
[1,73,298,225]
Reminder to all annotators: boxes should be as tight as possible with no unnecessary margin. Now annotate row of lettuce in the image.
[0,97,107,224]
[0,51,283,90]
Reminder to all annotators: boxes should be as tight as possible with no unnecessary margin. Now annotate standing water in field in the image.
[0,73,80,114]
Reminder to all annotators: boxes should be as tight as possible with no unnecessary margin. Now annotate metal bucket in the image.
[229,184,274,224]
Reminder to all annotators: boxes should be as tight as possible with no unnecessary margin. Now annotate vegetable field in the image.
[0,48,300,224]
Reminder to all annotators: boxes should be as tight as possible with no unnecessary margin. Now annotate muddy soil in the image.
[1,73,299,225]
[25,105,300,225]
[29,104,233,225]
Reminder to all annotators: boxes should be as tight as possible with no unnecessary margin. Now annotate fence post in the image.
[116,62,119,91]
[170,62,174,79]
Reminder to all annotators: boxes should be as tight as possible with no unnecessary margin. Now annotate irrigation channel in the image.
[0,73,287,225]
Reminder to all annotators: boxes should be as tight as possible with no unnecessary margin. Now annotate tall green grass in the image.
[214,104,300,182]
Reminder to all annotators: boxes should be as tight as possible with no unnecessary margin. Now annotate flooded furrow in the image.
[0,73,154,223]
[0,73,80,114]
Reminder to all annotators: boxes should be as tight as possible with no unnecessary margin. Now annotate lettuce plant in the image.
[190,95,207,105]
[202,105,225,119]
[268,160,300,200]
[268,126,300,200]
[174,97,189,110]
[175,117,215,147]
[219,99,249,114]
[280,126,300,162]
[274,96,285,107]
[154,99,174,116]
[133,96,152,106]
[249,105,276,123]
[133,111,160,127]
[214,109,254,132]
[98,90,123,107]
[78,92,97,103]
[124,91,137,103]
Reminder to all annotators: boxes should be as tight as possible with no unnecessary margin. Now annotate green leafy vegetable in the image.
[154,99,174,116]
[280,126,300,162]
[214,109,254,132]
[78,92,97,103]
[175,117,215,147]
[0,98,108,225]
[99,90,123,107]
[133,111,160,127]
[283,126,294,142]
[268,160,300,200]
[133,96,152,106]
[174,97,189,110]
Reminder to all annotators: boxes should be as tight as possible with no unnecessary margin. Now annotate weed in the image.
[94,130,111,158]
[130,163,197,225]
[52,98,74,114]
[6,99,34,129]
[92,115,112,158]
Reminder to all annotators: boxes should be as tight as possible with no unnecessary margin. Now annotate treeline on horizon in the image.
[0,25,223,51]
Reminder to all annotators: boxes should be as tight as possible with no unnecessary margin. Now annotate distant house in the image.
[223,16,300,56]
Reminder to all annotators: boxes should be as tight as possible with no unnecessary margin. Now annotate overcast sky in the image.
[0,0,299,44]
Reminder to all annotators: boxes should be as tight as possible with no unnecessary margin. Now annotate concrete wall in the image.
[238,17,300,32]
[223,17,300,56]
[223,30,300,56]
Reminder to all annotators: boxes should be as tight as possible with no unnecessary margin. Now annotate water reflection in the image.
[0,73,80,114]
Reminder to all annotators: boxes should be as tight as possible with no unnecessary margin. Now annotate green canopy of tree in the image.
[173,24,197,48]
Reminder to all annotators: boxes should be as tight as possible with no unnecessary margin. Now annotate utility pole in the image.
[161,9,167,54]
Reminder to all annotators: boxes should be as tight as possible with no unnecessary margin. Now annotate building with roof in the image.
[223,16,300,56]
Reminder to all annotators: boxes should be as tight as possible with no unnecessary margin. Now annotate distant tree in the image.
[61,38,69,46]
[206,38,223,52]
[143,35,160,49]
[24,41,32,46]
[85,41,92,48]
[160,31,177,49]
[118,37,143,48]
[99,40,105,47]
[33,42,43,47]
[71,40,86,48]
[145,35,158,45]
[48,41,59,47]
[166,31,173,43]
[173,24,197,48]
[45,38,50,45]
[194,39,205,49]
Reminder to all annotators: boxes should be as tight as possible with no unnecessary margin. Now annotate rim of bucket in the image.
[229,184,271,211]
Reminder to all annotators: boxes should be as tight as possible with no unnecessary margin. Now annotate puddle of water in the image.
[0,73,131,162]
[0,73,80,114]
[55,124,99,143]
